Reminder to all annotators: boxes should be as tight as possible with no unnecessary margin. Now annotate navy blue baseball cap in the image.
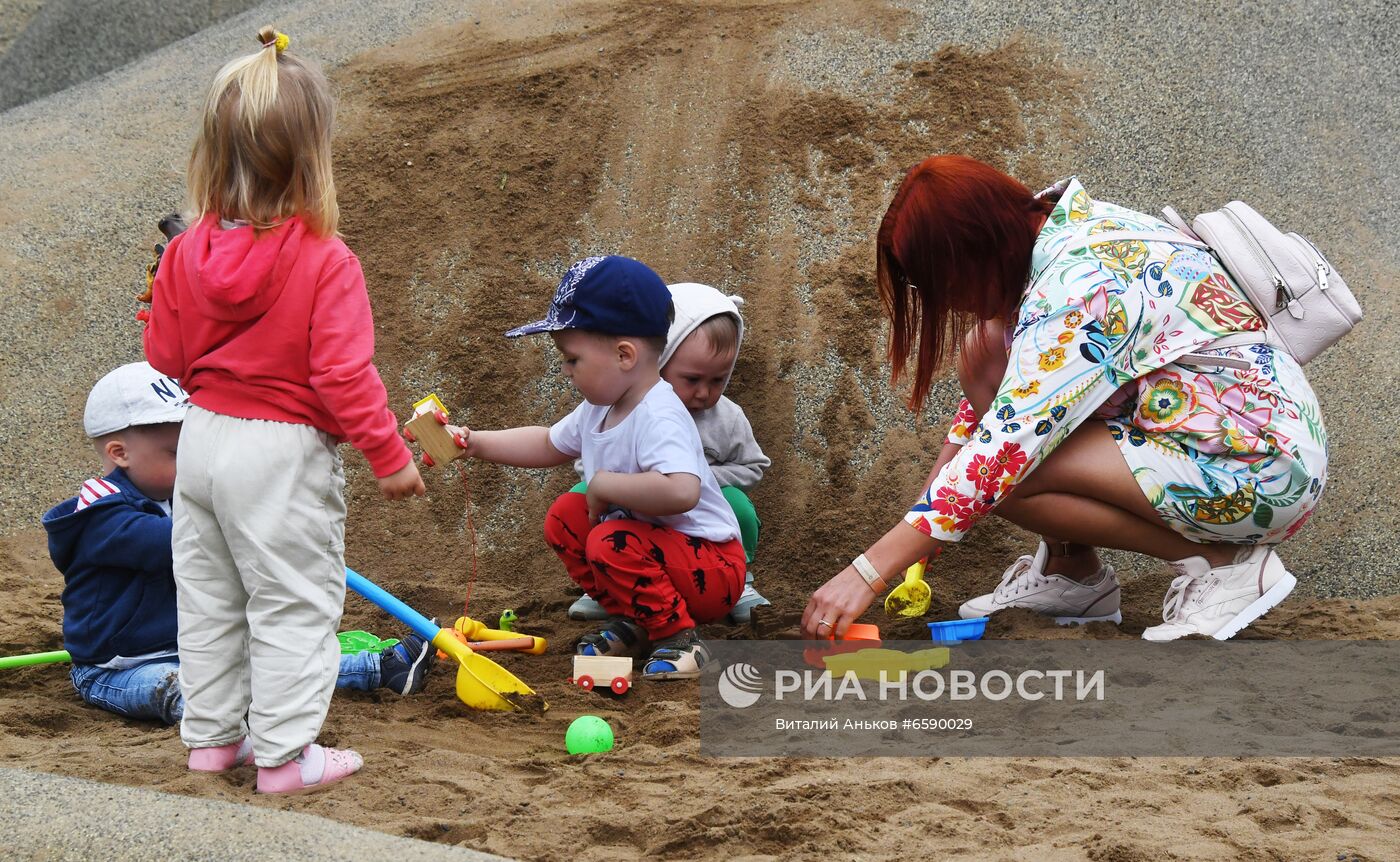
[505,255,672,339]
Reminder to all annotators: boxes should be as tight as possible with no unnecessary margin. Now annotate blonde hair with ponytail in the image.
[186,26,338,236]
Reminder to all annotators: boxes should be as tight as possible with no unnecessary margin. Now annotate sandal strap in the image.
[643,638,711,676]
[574,619,648,657]
[603,618,644,645]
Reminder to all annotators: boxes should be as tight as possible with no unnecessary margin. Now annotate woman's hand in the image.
[801,521,939,639]
[802,565,882,638]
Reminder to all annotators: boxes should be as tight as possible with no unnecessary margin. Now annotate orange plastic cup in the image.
[804,622,883,668]
[840,623,881,642]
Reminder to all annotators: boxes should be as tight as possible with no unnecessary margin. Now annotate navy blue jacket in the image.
[42,468,178,665]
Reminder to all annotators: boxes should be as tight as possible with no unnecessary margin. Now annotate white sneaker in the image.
[958,542,1122,625]
[567,593,609,621]
[727,572,771,625]
[1142,546,1296,642]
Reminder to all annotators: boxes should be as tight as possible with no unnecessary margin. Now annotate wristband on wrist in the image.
[852,554,885,592]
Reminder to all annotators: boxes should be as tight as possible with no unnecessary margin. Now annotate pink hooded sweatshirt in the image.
[143,215,410,477]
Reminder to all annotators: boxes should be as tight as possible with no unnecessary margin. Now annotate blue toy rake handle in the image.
[345,568,440,643]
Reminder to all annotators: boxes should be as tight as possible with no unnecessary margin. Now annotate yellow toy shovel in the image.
[346,568,545,713]
[884,559,932,618]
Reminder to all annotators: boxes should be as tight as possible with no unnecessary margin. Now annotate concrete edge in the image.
[0,766,514,862]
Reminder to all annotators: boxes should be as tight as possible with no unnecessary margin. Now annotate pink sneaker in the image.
[256,743,364,795]
[188,738,255,773]
[1142,546,1297,642]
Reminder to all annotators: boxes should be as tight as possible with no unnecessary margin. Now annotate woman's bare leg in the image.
[997,422,1236,568]
[957,322,1135,578]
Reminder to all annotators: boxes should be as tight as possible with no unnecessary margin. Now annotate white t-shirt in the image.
[549,380,741,543]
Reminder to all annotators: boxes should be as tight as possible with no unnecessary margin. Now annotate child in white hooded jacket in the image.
[569,283,771,623]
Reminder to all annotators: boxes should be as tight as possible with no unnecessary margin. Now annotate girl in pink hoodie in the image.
[143,26,423,794]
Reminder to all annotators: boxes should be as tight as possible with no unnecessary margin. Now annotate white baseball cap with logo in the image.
[83,362,190,438]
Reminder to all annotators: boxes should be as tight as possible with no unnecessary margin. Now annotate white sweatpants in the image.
[173,406,347,767]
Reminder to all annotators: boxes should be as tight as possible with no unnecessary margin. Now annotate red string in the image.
[458,463,480,619]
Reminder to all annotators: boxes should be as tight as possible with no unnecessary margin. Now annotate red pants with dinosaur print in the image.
[543,492,746,640]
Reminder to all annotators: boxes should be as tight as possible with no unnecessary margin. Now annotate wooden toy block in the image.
[571,655,634,695]
[403,393,465,468]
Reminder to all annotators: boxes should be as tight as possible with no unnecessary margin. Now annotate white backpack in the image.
[1162,201,1362,365]
[1059,202,1361,369]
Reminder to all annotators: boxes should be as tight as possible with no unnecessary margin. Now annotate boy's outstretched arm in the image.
[710,458,765,493]
[588,470,700,523]
[447,424,573,468]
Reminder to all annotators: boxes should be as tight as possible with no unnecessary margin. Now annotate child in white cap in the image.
[43,363,434,730]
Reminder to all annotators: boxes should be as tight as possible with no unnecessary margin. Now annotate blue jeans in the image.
[70,651,383,726]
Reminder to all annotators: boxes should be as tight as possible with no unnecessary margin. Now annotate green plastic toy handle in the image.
[0,649,71,670]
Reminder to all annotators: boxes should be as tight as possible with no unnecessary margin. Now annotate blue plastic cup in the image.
[927,617,988,644]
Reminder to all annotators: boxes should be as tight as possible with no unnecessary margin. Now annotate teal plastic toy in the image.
[337,630,399,655]
[565,715,614,754]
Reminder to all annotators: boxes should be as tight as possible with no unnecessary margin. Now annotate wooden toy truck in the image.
[570,655,634,695]
[403,393,465,468]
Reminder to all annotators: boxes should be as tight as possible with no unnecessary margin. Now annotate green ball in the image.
[565,715,614,754]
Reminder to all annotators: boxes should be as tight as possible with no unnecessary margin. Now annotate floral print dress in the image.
[907,179,1327,545]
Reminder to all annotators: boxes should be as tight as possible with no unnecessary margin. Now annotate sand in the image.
[2,0,1398,859]
[4,521,1399,860]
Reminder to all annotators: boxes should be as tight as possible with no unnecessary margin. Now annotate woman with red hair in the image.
[802,155,1327,641]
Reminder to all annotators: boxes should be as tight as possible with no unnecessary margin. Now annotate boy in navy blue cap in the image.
[444,256,746,679]
[43,362,435,727]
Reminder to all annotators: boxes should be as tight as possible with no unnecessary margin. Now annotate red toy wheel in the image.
[610,676,630,695]
[422,453,435,467]
[576,675,595,691]
[434,410,449,425]
[403,428,416,442]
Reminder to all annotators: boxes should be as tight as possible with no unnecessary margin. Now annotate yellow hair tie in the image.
[264,31,290,53]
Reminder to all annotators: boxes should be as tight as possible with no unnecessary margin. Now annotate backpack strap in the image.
[1160,206,1202,240]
